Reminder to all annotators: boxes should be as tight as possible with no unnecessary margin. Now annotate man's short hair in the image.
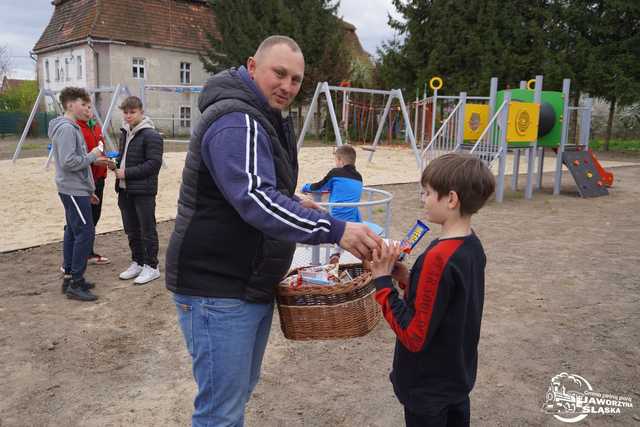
[59,87,90,110]
[119,96,144,111]
[255,35,302,58]
[421,153,496,216]
[335,144,357,165]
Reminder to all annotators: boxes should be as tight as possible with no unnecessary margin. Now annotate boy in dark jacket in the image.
[368,153,495,427]
[112,96,163,285]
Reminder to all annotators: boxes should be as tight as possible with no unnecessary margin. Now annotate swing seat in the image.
[361,146,376,152]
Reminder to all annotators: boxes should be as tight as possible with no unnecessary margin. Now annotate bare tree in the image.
[0,45,12,80]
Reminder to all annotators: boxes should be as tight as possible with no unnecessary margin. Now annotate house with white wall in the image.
[33,0,215,135]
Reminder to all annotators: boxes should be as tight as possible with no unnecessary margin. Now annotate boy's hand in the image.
[392,262,410,286]
[114,168,125,179]
[90,193,100,205]
[93,157,111,168]
[369,241,402,279]
[339,222,382,261]
[89,146,102,156]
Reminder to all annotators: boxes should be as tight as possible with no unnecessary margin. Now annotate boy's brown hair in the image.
[59,87,90,111]
[335,144,356,165]
[421,153,495,216]
[119,96,144,112]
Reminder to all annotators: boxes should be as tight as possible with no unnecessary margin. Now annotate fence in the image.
[0,111,54,137]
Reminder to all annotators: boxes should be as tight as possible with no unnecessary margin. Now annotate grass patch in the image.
[590,139,640,152]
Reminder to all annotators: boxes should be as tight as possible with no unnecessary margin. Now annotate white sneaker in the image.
[119,262,144,280]
[134,265,160,285]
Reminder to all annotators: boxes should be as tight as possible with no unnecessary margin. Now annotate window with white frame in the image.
[76,56,82,80]
[180,106,191,128]
[132,57,145,79]
[45,60,50,82]
[54,59,60,81]
[64,58,70,81]
[180,62,191,84]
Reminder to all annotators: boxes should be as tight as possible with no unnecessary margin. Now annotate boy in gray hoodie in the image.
[49,87,107,301]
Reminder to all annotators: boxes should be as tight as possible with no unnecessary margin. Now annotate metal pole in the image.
[536,147,545,189]
[396,89,421,169]
[430,88,438,141]
[496,92,510,202]
[414,95,420,150]
[525,75,543,200]
[322,82,343,147]
[103,83,122,137]
[455,92,467,150]
[12,89,45,163]
[344,91,350,144]
[489,78,498,117]
[368,91,394,162]
[553,79,571,195]
[581,98,593,148]
[511,148,521,190]
[297,82,322,151]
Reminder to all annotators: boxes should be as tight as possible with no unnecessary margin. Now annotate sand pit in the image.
[1,146,638,252]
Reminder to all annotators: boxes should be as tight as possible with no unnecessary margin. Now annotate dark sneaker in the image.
[82,280,96,291]
[61,276,72,294]
[65,279,98,301]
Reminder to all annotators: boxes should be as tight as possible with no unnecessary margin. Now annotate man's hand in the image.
[339,222,383,261]
[114,168,125,179]
[298,194,322,210]
[90,193,100,205]
[369,241,402,279]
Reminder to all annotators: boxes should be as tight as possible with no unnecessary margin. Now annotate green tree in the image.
[200,0,352,101]
[0,80,38,112]
[576,0,640,150]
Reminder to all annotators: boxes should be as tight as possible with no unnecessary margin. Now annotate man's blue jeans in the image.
[173,293,274,427]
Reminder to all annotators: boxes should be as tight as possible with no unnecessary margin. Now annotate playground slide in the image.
[562,150,609,198]
[587,148,614,187]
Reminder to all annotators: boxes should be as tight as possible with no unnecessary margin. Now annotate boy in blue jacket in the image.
[368,153,495,427]
[301,144,363,262]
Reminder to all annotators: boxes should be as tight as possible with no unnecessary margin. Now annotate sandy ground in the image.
[0,165,639,426]
[2,145,639,252]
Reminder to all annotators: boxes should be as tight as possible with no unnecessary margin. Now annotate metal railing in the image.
[469,100,508,166]
[293,187,394,266]
[420,98,464,169]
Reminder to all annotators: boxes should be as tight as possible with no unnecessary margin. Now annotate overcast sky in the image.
[0,0,402,79]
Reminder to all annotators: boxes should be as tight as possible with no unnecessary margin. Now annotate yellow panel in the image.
[507,102,540,143]
[463,104,490,140]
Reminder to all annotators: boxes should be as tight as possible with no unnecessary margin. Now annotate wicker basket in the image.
[275,264,381,341]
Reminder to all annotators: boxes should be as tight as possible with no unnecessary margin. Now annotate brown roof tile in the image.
[33,0,217,53]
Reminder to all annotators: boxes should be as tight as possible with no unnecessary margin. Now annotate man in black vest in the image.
[166,35,381,426]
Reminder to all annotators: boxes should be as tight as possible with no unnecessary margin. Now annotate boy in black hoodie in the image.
[112,96,163,285]
[368,153,495,427]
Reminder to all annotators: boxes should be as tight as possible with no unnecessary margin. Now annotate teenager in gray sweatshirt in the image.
[49,87,107,301]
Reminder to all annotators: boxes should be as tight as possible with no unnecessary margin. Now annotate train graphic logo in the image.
[542,372,592,423]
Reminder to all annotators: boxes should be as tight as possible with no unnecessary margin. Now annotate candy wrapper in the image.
[287,263,347,287]
[105,150,120,159]
[398,220,430,261]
